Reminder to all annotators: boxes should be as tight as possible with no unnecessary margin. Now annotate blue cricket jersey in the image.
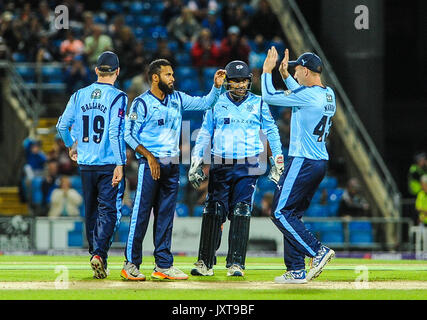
[261,73,336,160]
[56,82,128,166]
[125,85,221,158]
[193,91,282,159]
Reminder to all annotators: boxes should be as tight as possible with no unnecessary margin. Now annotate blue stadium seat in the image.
[321,231,344,244]
[79,203,85,217]
[69,175,82,190]
[122,79,132,91]
[149,26,167,39]
[176,188,185,202]
[193,205,204,217]
[15,65,35,82]
[175,52,191,66]
[134,27,148,40]
[68,222,83,247]
[350,232,373,244]
[317,221,343,233]
[42,65,64,82]
[178,78,201,93]
[118,222,130,242]
[305,204,329,217]
[130,2,144,13]
[125,14,135,26]
[319,176,338,190]
[12,52,27,62]
[102,1,123,13]
[175,203,189,217]
[143,39,158,51]
[31,176,44,205]
[168,40,179,52]
[175,66,196,80]
[349,221,374,244]
[135,15,154,27]
[93,14,107,24]
[349,221,372,232]
[68,231,83,247]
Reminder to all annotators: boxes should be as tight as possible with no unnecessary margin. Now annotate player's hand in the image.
[213,69,226,88]
[68,142,78,162]
[263,46,279,74]
[188,157,207,189]
[112,165,123,187]
[279,48,290,79]
[268,154,285,184]
[147,154,160,180]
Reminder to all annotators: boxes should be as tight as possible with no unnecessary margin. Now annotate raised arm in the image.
[180,69,226,111]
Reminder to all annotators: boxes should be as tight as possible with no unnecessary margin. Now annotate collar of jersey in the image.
[95,81,114,86]
[226,92,250,107]
[148,90,168,106]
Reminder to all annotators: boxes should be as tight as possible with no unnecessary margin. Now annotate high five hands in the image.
[263,46,290,79]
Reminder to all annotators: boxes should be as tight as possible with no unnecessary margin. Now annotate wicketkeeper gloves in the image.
[268,154,285,184]
[188,157,207,189]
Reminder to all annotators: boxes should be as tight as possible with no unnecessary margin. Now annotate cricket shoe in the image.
[306,245,335,281]
[274,270,307,284]
[90,255,108,279]
[227,264,244,277]
[151,264,189,280]
[120,261,146,281]
[191,260,214,276]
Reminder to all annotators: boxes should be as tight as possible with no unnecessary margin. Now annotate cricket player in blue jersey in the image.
[261,47,336,283]
[188,60,284,277]
[120,59,226,281]
[56,51,127,279]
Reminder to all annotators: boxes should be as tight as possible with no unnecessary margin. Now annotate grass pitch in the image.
[0,255,426,300]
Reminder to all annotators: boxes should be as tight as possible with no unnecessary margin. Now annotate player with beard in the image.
[121,59,226,281]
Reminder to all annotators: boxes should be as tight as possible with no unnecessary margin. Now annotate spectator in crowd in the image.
[191,28,220,68]
[81,11,95,39]
[276,108,291,156]
[218,26,251,66]
[23,138,46,181]
[338,177,370,218]
[248,0,283,41]
[37,0,56,37]
[408,151,427,196]
[60,29,84,63]
[124,41,150,79]
[167,7,201,48]
[41,159,60,210]
[220,0,242,31]
[48,175,83,217]
[108,14,126,40]
[201,9,224,42]
[151,38,177,67]
[48,134,78,175]
[64,54,92,95]
[84,24,113,66]
[126,64,151,105]
[415,175,427,226]
[233,5,251,38]
[161,0,184,26]
[35,31,57,63]
[113,25,135,79]
[187,0,219,22]
[2,17,27,56]
[249,34,267,70]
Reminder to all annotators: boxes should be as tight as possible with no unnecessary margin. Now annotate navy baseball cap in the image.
[96,51,119,72]
[288,52,323,73]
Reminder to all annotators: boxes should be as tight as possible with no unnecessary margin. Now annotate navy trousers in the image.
[125,157,179,269]
[271,156,327,271]
[207,158,259,267]
[207,158,259,216]
[80,165,125,265]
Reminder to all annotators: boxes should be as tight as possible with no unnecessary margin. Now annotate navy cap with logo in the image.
[225,60,252,80]
[96,51,119,72]
[288,52,323,73]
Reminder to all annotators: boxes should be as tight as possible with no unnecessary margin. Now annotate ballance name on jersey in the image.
[324,104,335,112]
[81,103,107,113]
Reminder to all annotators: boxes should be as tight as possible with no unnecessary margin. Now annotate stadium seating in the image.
[193,205,204,217]
[175,203,189,217]
[305,204,329,217]
[30,176,44,205]
[15,65,35,83]
[319,176,338,190]
[349,221,374,244]
[68,222,83,247]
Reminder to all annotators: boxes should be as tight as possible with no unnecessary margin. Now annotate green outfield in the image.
[0,255,426,300]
